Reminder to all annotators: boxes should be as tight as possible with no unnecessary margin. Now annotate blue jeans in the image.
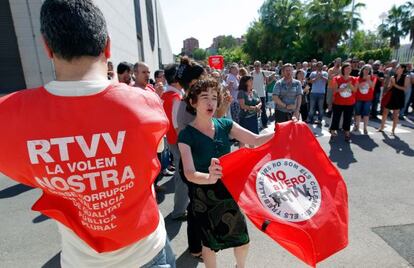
[141,239,176,268]
[308,93,325,122]
[355,100,372,117]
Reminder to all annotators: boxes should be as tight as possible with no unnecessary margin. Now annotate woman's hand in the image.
[208,158,222,184]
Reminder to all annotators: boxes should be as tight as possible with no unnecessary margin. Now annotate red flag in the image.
[220,121,348,267]
[208,55,224,70]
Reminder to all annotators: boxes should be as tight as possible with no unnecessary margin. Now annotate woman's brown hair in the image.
[185,78,222,115]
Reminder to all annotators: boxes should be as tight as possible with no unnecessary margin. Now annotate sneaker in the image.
[363,129,368,135]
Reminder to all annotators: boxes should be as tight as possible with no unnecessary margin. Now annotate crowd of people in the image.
[107,55,413,266]
[113,56,413,143]
[1,1,414,268]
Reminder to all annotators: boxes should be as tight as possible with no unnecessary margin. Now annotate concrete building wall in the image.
[7,0,173,90]
[9,0,54,88]
[155,0,174,65]
[95,1,139,69]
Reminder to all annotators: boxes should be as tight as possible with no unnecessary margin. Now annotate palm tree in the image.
[378,4,410,48]
[404,1,414,47]
[305,0,365,54]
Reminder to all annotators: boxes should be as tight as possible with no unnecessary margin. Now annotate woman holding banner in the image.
[178,78,274,268]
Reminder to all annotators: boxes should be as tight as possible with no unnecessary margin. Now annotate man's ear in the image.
[104,37,111,59]
[41,35,53,59]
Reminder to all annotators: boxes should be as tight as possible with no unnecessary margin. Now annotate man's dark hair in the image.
[164,64,178,85]
[186,78,221,115]
[40,0,108,61]
[154,70,164,79]
[117,62,133,74]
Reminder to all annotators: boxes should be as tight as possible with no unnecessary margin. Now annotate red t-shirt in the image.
[356,76,376,101]
[333,76,357,106]
[0,84,169,253]
[161,90,182,144]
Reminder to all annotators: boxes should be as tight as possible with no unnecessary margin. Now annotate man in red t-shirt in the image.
[0,1,174,267]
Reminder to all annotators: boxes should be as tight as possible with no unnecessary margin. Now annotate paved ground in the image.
[1,115,413,268]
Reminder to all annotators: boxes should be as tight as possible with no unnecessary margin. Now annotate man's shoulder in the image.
[0,87,43,107]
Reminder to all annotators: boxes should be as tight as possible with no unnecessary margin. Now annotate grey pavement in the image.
[1,115,413,268]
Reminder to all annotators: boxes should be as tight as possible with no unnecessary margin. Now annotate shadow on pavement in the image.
[176,248,201,268]
[42,252,61,268]
[350,134,379,152]
[156,175,175,204]
[328,134,357,169]
[164,215,184,241]
[33,214,50,223]
[0,183,33,199]
[381,132,414,156]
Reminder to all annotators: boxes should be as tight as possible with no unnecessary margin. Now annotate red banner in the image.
[220,121,348,267]
[208,55,224,70]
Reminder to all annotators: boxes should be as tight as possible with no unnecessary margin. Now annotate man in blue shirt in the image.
[272,64,303,122]
[308,61,328,125]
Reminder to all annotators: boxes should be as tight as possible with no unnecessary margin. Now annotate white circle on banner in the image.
[360,83,369,94]
[339,83,352,98]
[256,159,322,222]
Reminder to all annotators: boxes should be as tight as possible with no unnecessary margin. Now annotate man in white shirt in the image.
[252,61,270,128]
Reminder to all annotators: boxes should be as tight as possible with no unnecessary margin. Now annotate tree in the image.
[217,47,249,65]
[378,4,410,48]
[403,1,414,47]
[243,0,304,62]
[192,48,207,61]
[350,30,388,52]
[305,0,365,54]
[216,35,238,49]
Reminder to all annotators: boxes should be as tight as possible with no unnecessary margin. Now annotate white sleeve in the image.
[172,99,180,129]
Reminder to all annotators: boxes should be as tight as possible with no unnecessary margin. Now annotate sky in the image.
[158,0,410,54]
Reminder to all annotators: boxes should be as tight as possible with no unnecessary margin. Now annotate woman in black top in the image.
[378,64,410,135]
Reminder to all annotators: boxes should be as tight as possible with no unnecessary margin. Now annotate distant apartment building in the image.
[0,0,173,93]
[182,37,199,56]
[207,35,245,55]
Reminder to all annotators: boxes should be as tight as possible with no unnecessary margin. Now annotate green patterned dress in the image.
[178,118,249,251]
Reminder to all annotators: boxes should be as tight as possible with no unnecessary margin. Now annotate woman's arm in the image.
[230,122,274,147]
[394,76,410,91]
[178,143,221,185]
[388,77,395,90]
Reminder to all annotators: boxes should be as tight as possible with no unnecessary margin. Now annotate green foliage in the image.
[350,30,389,52]
[242,0,366,62]
[353,48,392,63]
[192,48,207,61]
[217,47,249,65]
[378,3,411,48]
[216,35,238,49]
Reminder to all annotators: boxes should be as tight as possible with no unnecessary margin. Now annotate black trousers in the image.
[274,109,293,123]
[260,97,268,127]
[330,104,354,131]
